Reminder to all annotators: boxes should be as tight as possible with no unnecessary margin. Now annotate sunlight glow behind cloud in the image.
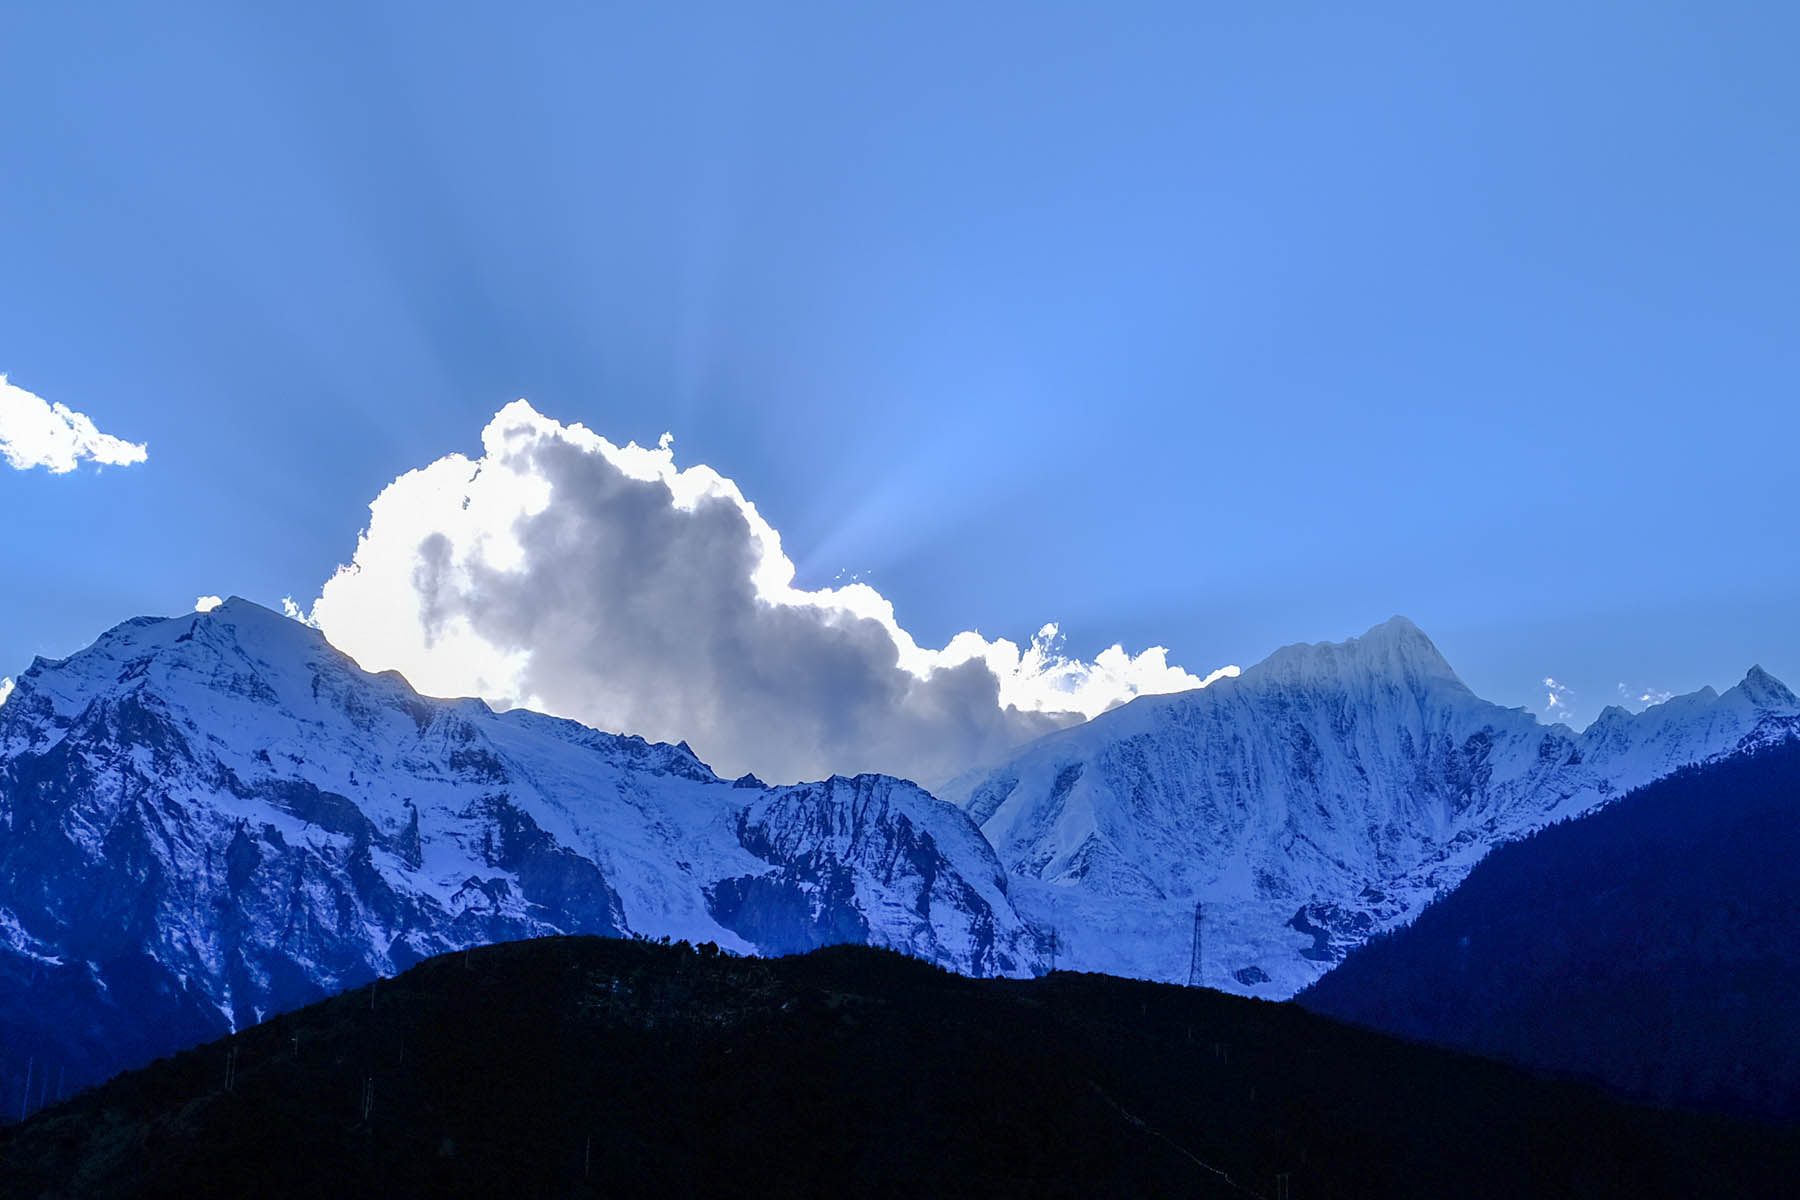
[304,401,1232,784]
[0,375,146,473]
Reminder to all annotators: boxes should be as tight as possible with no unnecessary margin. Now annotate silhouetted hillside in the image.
[1303,738,1800,1122]
[3,936,1793,1198]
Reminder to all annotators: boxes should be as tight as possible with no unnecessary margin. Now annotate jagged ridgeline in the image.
[3,936,1794,1199]
[0,599,1031,1107]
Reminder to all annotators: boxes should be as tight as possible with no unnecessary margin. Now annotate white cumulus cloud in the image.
[195,595,224,613]
[304,400,1231,785]
[0,375,147,473]
[0,677,12,707]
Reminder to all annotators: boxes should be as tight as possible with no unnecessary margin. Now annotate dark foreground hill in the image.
[1301,738,1800,1123]
[3,938,1794,1199]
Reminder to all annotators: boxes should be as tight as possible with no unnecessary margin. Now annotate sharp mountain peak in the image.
[1241,614,1463,689]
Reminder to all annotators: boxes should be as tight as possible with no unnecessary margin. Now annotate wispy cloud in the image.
[281,596,318,628]
[1542,675,1577,723]
[1617,681,1674,708]
[0,375,146,473]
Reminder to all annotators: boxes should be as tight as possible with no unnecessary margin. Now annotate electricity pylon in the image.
[1186,901,1204,987]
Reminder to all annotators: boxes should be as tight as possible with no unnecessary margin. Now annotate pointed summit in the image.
[203,594,313,633]
[1245,616,1464,690]
[1732,664,1797,709]
[1358,615,1441,653]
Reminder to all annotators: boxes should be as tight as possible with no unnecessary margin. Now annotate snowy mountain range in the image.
[937,616,1800,996]
[3,600,1794,1106]
[0,599,1029,1103]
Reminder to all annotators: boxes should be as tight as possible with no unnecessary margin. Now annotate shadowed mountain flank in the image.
[1302,738,1800,1122]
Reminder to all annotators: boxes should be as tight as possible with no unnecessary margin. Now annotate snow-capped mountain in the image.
[6,602,1792,1105]
[937,617,1800,998]
[0,599,1031,1103]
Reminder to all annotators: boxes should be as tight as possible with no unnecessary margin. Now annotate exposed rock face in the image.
[710,775,1018,971]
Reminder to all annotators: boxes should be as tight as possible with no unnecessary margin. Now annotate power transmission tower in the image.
[1186,901,1204,987]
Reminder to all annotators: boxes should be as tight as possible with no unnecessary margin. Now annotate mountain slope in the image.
[939,618,1800,996]
[4,935,1794,1199]
[0,599,1032,1108]
[1299,738,1800,1121]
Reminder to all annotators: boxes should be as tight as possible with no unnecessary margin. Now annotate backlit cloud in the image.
[281,596,318,627]
[0,375,146,473]
[304,401,1232,785]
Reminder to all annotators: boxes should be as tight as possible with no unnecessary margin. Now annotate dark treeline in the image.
[1302,737,1800,1122]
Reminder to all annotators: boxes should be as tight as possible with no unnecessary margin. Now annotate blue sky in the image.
[3,1,1796,741]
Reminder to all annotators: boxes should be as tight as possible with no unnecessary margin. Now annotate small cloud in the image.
[1617,681,1674,709]
[281,596,319,628]
[194,595,224,613]
[1542,675,1576,723]
[0,374,147,473]
[992,622,1233,717]
[0,677,12,707]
